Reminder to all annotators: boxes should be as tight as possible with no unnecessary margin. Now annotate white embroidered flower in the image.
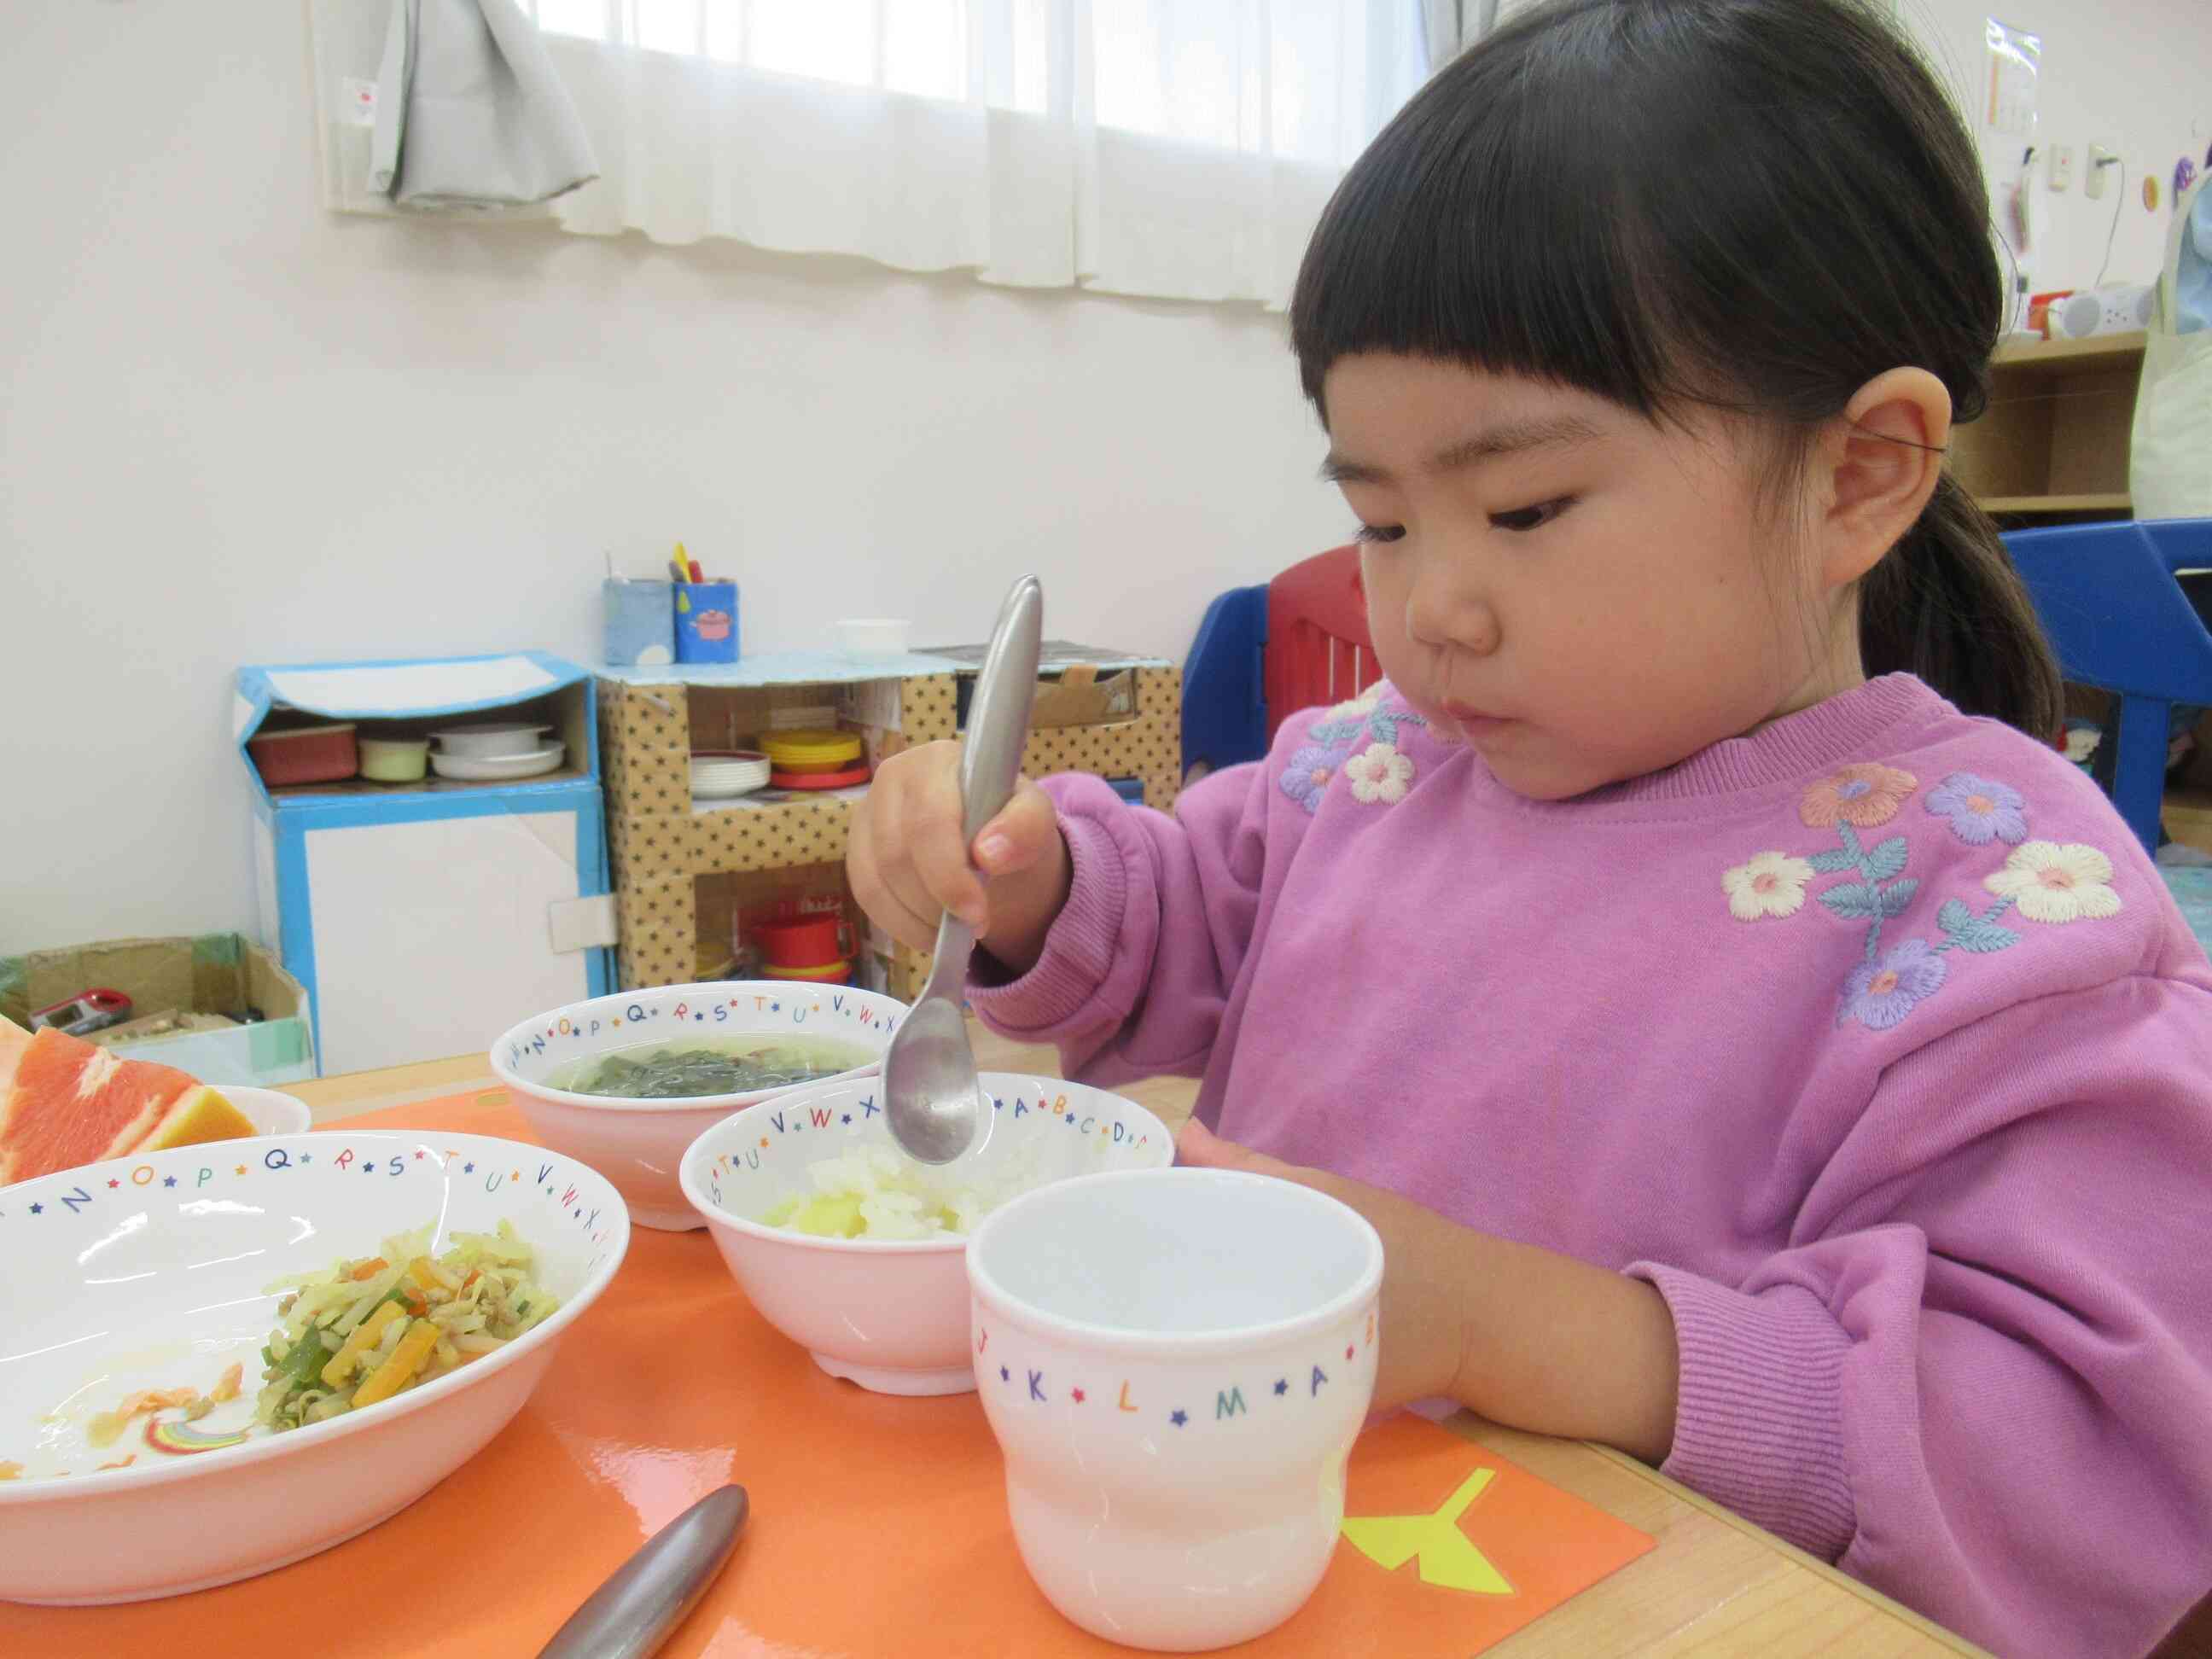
[1983,841,2122,924]
[1721,851,1816,921]
[1324,687,1385,723]
[1344,741,1416,804]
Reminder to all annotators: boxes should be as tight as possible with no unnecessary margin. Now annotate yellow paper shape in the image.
[1341,1466,1515,1594]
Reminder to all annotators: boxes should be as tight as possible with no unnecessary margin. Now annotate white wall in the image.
[1904,0,2208,297]
[0,1,1342,954]
[4,0,2206,961]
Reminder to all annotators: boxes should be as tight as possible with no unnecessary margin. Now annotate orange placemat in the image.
[3,1092,1652,1656]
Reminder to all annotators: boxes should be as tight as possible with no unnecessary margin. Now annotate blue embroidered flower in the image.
[1280,745,1348,814]
[1926,771,2029,846]
[1839,937,1947,1029]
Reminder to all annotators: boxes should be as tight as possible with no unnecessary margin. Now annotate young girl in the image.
[849,2,2212,1651]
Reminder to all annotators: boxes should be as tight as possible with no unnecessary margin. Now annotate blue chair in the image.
[1180,584,1268,780]
[2003,519,2212,853]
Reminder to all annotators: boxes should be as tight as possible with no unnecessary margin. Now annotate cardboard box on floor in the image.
[0,934,315,1086]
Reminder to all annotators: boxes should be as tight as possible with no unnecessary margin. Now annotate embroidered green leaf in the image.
[1938,896,2017,952]
[1877,878,1919,917]
[1865,837,1909,881]
[1808,849,1858,873]
[1820,882,1879,920]
[1958,915,2020,952]
[1837,823,1865,859]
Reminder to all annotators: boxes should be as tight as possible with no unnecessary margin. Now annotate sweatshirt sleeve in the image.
[966,750,1287,1090]
[1629,975,2212,1658]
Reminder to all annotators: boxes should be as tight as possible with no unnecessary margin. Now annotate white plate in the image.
[0,1130,629,1604]
[428,723,554,758]
[428,742,565,782]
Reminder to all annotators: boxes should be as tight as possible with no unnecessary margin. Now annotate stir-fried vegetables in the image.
[254,1220,553,1432]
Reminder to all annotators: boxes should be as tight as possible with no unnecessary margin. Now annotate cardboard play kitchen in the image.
[236,653,616,1077]
[0,934,315,1086]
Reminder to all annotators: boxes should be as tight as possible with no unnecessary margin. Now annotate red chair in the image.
[1263,545,1381,744]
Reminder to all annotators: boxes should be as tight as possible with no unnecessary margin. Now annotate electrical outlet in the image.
[2049,146,2074,191]
[2087,143,2118,200]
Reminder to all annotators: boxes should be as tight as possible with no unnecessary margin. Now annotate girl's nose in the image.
[1406,554,1499,657]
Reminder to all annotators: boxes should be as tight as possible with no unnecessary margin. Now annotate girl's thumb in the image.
[972,784,1056,875]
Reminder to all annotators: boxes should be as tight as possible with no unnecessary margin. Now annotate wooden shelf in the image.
[1956,332,2146,518]
[1991,331,2150,372]
[1981,492,2134,515]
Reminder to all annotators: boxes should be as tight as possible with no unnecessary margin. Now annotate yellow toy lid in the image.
[760,729,863,765]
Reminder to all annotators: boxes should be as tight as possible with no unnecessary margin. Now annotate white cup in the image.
[967,1168,1384,1652]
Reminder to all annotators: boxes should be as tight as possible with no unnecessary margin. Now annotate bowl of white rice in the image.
[678,1071,1173,1395]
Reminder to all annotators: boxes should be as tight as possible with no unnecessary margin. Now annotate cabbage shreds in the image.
[762,1144,1038,1240]
[253,1219,554,1432]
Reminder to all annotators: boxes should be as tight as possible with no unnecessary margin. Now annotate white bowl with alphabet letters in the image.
[0,1130,628,1605]
[492,981,907,1231]
[678,1072,1174,1396]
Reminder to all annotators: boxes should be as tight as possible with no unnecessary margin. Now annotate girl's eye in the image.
[1488,498,1574,533]
[1353,523,1406,544]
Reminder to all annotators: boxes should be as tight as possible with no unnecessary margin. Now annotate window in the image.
[515,1,1432,306]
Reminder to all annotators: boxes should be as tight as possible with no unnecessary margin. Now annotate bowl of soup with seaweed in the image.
[492,983,906,1231]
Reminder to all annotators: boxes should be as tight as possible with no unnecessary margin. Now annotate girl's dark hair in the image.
[1290,0,2062,740]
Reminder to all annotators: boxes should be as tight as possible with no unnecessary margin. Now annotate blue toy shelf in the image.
[235,653,614,1075]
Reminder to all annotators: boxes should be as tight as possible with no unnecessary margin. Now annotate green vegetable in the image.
[279,1330,330,1388]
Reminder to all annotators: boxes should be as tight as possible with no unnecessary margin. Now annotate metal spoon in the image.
[881,573,1044,1164]
[538,1483,749,1659]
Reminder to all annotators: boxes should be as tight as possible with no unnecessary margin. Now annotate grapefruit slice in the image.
[138,1086,257,1154]
[0,1024,243,1185]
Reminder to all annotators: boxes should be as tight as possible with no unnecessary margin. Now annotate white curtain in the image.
[518,1,1430,308]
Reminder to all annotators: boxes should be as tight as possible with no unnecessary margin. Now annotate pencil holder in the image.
[675,581,739,663]
[602,579,675,667]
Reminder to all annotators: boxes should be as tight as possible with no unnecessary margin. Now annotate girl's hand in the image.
[847,741,1071,974]
[1174,1121,1681,1463]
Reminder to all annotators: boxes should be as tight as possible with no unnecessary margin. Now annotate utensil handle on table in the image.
[958,575,1044,844]
[538,1483,749,1659]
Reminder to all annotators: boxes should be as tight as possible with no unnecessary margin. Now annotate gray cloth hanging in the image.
[369,0,597,211]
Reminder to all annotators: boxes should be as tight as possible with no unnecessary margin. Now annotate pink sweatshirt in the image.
[971,673,2212,1656]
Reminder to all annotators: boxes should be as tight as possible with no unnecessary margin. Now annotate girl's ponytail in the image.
[1857,474,2062,741]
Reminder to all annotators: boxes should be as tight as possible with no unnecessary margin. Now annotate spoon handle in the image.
[538,1483,748,1659]
[958,576,1045,843]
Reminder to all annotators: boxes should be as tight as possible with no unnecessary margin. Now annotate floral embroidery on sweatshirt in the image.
[1925,771,2029,846]
[1799,763,1918,829]
[1982,841,2123,923]
[1280,744,1348,813]
[1281,689,1429,814]
[1723,765,2121,1030]
[1721,851,1817,920]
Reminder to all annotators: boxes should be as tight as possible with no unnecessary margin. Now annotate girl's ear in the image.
[1812,367,1953,591]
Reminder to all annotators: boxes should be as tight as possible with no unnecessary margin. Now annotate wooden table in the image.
[292,1031,1986,1657]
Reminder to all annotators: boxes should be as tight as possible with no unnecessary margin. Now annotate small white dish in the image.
[0,1130,629,1605]
[428,723,555,758]
[429,742,565,782]
[690,751,772,800]
[679,1071,1175,1395]
[221,1086,313,1138]
[492,982,906,1231]
[969,1169,1383,1650]
[835,618,911,659]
